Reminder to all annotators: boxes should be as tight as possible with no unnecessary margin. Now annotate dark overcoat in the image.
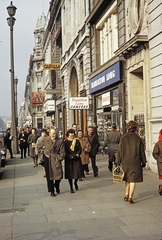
[152,140,162,177]
[84,134,99,157]
[36,136,66,180]
[116,132,147,182]
[64,138,83,179]
[104,131,121,162]
[19,132,28,149]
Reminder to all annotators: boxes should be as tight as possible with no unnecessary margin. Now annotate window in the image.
[37,63,41,70]
[96,2,118,65]
[37,88,41,92]
[37,106,42,112]
[80,59,84,84]
[37,76,41,83]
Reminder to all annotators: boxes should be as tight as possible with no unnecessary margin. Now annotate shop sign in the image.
[43,63,61,70]
[31,91,45,106]
[112,105,119,111]
[102,92,110,107]
[69,97,89,109]
[89,61,121,93]
[44,100,55,113]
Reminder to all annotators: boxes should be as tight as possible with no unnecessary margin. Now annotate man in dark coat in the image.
[116,121,147,204]
[85,126,99,177]
[36,128,65,197]
[4,128,14,159]
[18,128,28,159]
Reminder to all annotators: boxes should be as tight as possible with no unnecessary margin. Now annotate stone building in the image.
[61,0,92,134]
[27,14,47,128]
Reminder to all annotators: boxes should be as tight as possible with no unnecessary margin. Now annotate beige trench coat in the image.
[78,137,91,165]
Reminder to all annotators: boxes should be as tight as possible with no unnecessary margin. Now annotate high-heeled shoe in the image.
[124,195,129,201]
[74,182,78,190]
[128,198,134,204]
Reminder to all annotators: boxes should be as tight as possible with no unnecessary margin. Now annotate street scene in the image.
[0,154,162,240]
[0,0,162,239]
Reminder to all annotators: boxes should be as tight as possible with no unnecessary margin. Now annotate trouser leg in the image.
[44,155,54,193]
[20,148,23,158]
[91,156,98,175]
[24,147,26,158]
[55,180,61,191]
[68,179,73,190]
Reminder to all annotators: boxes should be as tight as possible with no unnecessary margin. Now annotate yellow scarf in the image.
[67,138,77,151]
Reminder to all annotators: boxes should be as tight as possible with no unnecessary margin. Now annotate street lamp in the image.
[7,1,17,154]
[14,77,19,153]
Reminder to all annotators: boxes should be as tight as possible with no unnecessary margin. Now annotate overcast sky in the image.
[0,0,50,117]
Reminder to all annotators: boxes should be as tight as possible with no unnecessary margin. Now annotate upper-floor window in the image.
[37,75,41,83]
[37,63,41,70]
[96,2,118,65]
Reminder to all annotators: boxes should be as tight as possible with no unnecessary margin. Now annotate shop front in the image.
[89,61,124,146]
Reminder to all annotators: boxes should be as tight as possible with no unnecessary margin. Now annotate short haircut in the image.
[66,128,75,137]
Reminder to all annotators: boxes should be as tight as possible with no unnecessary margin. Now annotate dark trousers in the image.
[90,156,98,174]
[68,179,78,190]
[20,147,27,158]
[7,146,13,158]
[82,164,89,173]
[44,155,61,194]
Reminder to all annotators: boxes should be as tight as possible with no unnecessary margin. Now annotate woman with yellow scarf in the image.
[64,129,83,193]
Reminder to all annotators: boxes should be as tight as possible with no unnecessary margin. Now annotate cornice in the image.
[115,35,149,59]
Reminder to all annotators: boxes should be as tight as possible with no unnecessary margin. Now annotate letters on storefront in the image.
[89,61,121,94]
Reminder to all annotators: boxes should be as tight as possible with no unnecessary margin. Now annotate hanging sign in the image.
[43,63,61,70]
[69,97,89,109]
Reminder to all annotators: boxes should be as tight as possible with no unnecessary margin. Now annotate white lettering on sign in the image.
[91,76,105,89]
[106,70,115,81]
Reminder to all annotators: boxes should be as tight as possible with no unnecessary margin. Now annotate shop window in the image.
[112,88,119,105]
[37,118,43,129]
[96,95,102,108]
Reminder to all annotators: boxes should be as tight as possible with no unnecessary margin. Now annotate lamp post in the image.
[14,77,19,153]
[7,1,17,154]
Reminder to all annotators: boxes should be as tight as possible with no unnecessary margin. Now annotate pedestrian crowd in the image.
[4,120,162,201]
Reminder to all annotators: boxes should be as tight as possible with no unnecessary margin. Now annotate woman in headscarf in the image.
[116,120,147,204]
[152,129,162,195]
[64,129,83,193]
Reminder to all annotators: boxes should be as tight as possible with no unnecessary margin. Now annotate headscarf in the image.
[67,138,76,151]
[158,129,162,141]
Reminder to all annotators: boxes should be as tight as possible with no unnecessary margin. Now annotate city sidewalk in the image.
[0,154,161,240]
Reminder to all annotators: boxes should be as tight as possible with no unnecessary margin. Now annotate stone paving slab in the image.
[0,155,162,240]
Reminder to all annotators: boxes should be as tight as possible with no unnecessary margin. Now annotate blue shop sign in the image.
[89,61,121,94]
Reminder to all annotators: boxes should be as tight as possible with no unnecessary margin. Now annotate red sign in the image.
[31,91,45,106]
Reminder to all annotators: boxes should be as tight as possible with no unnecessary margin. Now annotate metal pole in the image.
[9,21,17,154]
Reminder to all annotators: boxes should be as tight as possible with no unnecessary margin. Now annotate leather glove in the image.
[141,162,146,168]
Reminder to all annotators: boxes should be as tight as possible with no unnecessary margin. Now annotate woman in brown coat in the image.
[116,121,147,204]
[77,130,91,178]
[64,129,83,193]
[152,129,162,195]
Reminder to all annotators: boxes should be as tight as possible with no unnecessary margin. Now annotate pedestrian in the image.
[72,123,78,136]
[25,127,31,156]
[104,123,121,172]
[35,128,47,177]
[64,128,83,193]
[85,126,99,177]
[36,128,65,197]
[18,128,28,159]
[58,130,64,139]
[77,130,91,178]
[4,128,14,159]
[152,129,162,195]
[116,120,147,204]
[27,128,39,167]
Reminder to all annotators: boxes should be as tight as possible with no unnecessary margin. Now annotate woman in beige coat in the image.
[77,130,91,178]
[152,129,162,195]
